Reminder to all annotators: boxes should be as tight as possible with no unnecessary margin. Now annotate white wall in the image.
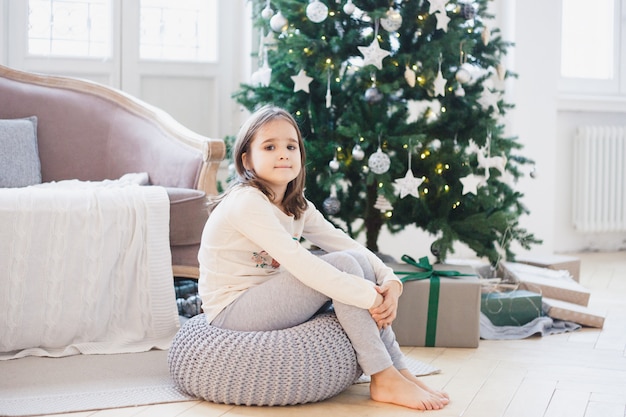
[554,109,626,252]
[505,0,560,256]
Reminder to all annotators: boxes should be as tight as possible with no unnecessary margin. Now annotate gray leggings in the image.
[211,250,406,376]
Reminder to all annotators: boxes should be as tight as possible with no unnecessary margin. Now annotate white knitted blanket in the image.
[0,179,180,359]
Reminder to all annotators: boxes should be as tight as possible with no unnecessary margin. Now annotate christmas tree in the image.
[233,0,540,265]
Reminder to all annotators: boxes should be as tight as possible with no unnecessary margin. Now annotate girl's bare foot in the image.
[399,368,450,402]
[370,366,448,410]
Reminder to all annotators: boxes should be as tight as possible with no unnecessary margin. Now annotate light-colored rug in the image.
[0,349,440,417]
[0,350,195,417]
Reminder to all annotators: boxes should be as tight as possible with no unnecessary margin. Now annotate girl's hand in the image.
[368,281,402,329]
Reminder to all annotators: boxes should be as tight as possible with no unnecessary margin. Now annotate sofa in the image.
[0,64,226,279]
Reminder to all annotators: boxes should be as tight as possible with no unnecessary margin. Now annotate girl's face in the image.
[242,118,302,198]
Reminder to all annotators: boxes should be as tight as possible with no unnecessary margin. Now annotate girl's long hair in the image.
[211,105,308,219]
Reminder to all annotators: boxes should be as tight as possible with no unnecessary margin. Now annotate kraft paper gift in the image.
[501,262,590,306]
[542,297,605,328]
[389,256,481,348]
[515,254,581,282]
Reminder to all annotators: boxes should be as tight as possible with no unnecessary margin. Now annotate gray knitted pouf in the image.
[167,312,362,406]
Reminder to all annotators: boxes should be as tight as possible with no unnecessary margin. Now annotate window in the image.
[560,0,614,80]
[27,0,218,62]
[559,0,622,95]
[139,0,218,62]
[28,0,112,58]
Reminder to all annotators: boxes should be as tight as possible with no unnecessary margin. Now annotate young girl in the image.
[197,105,449,411]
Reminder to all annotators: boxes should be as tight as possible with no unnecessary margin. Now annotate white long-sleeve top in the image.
[198,185,401,323]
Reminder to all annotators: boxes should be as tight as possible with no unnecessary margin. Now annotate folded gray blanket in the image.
[480,313,581,340]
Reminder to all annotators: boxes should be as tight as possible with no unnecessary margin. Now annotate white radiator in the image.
[572,126,626,232]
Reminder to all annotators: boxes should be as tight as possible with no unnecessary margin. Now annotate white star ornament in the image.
[291,69,314,93]
[358,39,391,70]
[394,171,424,199]
[433,69,447,97]
[435,11,451,32]
[428,0,448,14]
[460,174,483,195]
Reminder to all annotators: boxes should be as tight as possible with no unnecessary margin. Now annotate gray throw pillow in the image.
[0,116,42,187]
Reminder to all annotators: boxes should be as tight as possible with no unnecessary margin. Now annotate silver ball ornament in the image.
[380,8,402,32]
[456,66,472,84]
[368,147,391,174]
[323,196,341,215]
[306,0,329,23]
[343,0,355,15]
[460,2,477,20]
[261,6,274,20]
[352,144,365,161]
[270,11,288,32]
[364,86,383,103]
[329,157,340,172]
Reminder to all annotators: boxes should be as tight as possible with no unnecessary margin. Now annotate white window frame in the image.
[558,0,624,97]
[6,0,122,85]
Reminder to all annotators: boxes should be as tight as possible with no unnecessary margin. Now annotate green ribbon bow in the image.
[396,255,474,282]
[395,255,476,347]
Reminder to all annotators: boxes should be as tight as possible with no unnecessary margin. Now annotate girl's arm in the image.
[224,188,380,310]
[301,201,403,290]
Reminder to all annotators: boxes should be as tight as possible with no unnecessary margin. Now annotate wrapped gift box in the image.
[481,289,543,326]
[388,260,481,348]
[515,254,581,282]
[542,297,605,328]
[501,262,590,306]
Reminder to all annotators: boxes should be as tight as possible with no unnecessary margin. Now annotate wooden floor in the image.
[54,251,625,417]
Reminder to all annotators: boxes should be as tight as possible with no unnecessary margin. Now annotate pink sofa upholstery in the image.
[0,65,225,278]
